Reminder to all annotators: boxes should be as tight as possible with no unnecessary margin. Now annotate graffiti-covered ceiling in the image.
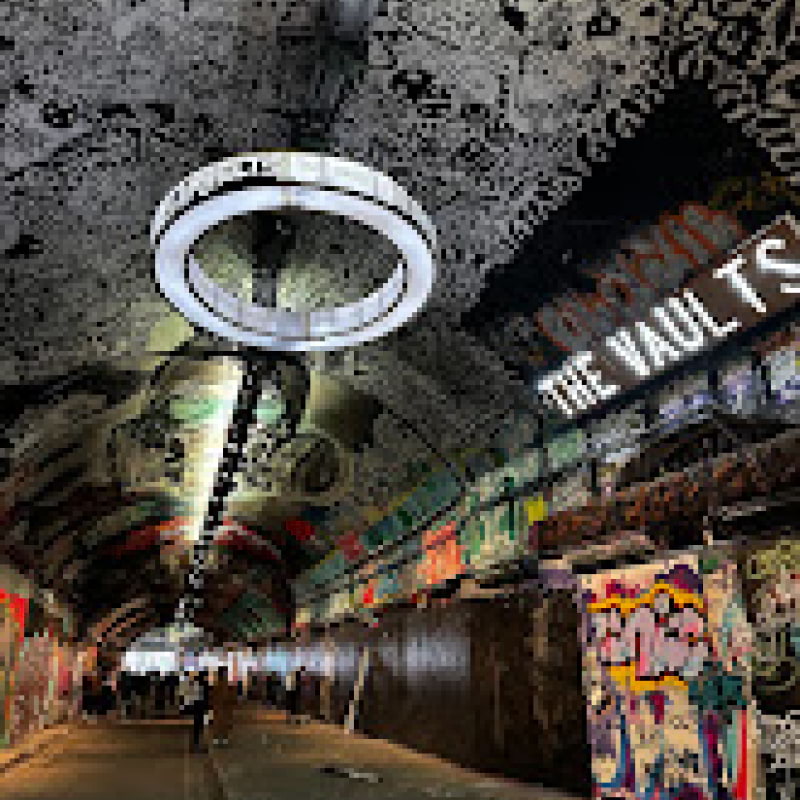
[1,0,798,645]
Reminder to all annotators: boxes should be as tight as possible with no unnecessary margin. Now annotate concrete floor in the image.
[0,709,582,800]
[0,719,222,800]
[212,709,584,800]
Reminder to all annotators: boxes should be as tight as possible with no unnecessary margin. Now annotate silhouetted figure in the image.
[285,666,304,723]
[119,672,133,719]
[100,678,116,716]
[81,674,96,716]
[146,670,158,717]
[266,672,278,707]
[133,673,148,718]
[154,673,166,717]
[210,666,237,745]
[182,671,209,752]
[166,673,179,716]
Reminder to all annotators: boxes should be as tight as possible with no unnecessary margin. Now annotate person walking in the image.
[210,666,237,746]
[266,671,278,707]
[133,672,147,719]
[167,672,179,717]
[284,666,298,723]
[81,674,95,717]
[182,671,209,752]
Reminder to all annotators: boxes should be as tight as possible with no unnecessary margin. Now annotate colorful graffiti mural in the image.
[0,590,27,746]
[8,632,78,745]
[418,521,463,588]
[580,556,757,800]
[744,540,800,698]
[10,632,55,745]
[740,540,800,799]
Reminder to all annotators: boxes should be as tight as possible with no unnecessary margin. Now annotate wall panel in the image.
[296,594,589,796]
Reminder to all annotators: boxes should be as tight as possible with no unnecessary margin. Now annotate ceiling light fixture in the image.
[152,152,437,351]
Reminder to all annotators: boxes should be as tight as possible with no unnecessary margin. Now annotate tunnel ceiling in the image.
[1,0,797,644]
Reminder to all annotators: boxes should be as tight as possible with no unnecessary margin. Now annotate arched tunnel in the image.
[2,2,800,799]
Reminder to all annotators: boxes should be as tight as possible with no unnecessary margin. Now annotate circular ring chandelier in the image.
[152,152,437,351]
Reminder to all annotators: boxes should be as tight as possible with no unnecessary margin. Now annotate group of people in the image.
[180,666,238,752]
[81,666,239,750]
[82,671,178,718]
[118,671,181,718]
[244,666,308,722]
[82,663,313,748]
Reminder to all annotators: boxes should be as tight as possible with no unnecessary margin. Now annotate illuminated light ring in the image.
[152,153,436,351]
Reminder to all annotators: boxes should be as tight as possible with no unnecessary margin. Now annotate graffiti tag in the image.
[589,583,710,690]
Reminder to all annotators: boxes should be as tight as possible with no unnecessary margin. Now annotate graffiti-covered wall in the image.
[9,632,81,746]
[739,539,800,800]
[0,590,27,747]
[0,562,82,750]
[579,554,757,800]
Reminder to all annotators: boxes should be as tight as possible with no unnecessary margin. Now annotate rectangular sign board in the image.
[538,214,800,418]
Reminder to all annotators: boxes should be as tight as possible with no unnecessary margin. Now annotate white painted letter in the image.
[652,296,707,353]
[714,255,767,312]
[560,366,596,411]
[537,373,576,416]
[683,290,740,338]
[574,351,619,401]
[604,328,652,379]
[756,237,800,294]
[635,321,682,370]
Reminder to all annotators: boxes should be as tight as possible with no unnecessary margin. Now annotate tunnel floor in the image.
[0,708,581,800]
[0,718,223,800]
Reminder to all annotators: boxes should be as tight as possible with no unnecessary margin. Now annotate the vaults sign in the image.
[537,214,800,418]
